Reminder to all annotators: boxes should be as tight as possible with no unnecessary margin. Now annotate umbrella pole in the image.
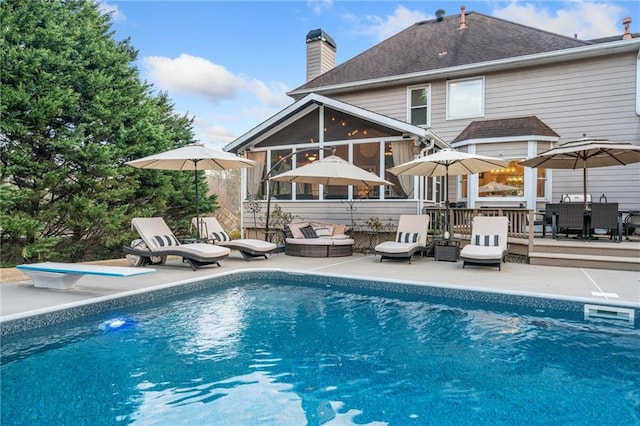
[194,162,200,240]
[583,167,588,212]
[444,165,450,239]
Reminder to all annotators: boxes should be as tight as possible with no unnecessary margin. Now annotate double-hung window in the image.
[446,77,484,120]
[408,85,430,127]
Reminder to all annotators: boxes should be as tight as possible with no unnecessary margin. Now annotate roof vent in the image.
[622,16,633,40]
[436,9,446,21]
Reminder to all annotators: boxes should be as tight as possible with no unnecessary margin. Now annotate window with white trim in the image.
[446,77,484,120]
[407,85,430,127]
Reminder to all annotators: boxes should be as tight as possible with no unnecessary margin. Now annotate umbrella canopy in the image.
[520,138,640,209]
[270,155,394,187]
[126,143,256,238]
[388,148,509,235]
[478,181,520,193]
[387,149,510,178]
[125,143,256,171]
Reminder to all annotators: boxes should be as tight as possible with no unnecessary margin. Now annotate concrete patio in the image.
[1,251,638,323]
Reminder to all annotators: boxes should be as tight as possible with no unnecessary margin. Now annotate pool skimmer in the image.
[584,304,635,325]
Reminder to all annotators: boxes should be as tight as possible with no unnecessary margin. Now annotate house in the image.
[225,7,640,232]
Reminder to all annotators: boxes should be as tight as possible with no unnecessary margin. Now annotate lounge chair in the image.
[192,217,277,260]
[374,215,431,263]
[123,217,230,270]
[460,216,509,271]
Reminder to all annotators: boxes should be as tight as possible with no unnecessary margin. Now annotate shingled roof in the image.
[452,116,560,143]
[293,10,590,92]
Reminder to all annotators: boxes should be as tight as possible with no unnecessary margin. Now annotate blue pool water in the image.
[2,278,639,425]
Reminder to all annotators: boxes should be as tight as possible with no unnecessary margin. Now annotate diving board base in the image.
[16,262,156,290]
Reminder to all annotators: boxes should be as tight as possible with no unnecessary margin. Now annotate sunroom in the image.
[225,93,449,234]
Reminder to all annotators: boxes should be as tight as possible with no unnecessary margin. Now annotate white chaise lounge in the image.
[374,215,431,263]
[460,216,509,271]
[192,217,277,260]
[16,262,155,290]
[123,217,231,270]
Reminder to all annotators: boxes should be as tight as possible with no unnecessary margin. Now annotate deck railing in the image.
[423,207,535,250]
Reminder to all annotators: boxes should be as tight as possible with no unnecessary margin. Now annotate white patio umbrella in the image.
[520,138,640,210]
[126,143,256,238]
[270,155,394,187]
[388,148,509,235]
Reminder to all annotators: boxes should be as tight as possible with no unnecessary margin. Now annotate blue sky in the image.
[102,1,638,149]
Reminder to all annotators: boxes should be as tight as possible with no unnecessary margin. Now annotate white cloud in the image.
[143,54,245,103]
[307,0,333,15]
[99,1,126,22]
[350,5,432,41]
[142,54,293,148]
[492,1,625,39]
[245,79,292,107]
[196,120,237,148]
[142,54,291,107]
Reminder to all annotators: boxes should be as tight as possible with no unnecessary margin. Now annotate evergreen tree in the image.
[0,0,217,265]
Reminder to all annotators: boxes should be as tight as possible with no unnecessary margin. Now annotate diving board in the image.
[16,262,156,290]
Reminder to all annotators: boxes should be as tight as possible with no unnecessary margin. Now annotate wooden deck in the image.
[422,207,639,271]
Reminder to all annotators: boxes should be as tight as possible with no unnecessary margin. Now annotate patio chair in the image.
[192,217,277,260]
[557,203,584,238]
[374,215,431,263]
[590,202,621,242]
[460,216,509,271]
[123,217,230,270]
[534,203,559,238]
[624,212,640,240]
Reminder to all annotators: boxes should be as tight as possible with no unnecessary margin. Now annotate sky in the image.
[102,0,639,150]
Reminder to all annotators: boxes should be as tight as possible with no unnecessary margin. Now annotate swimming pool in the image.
[2,272,639,425]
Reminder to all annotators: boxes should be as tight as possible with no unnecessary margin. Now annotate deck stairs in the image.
[527,237,640,271]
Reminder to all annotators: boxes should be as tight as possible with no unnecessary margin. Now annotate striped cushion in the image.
[397,232,419,243]
[211,231,231,242]
[474,234,499,246]
[153,235,179,247]
[283,225,294,239]
[313,226,332,237]
[300,225,318,239]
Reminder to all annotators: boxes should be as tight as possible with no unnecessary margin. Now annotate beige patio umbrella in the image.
[388,148,509,235]
[520,138,640,210]
[270,155,394,187]
[126,143,256,238]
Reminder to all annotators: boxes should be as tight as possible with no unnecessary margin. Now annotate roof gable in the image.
[224,93,446,153]
[294,11,591,92]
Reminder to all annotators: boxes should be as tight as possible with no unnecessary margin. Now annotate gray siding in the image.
[334,51,640,210]
[243,200,420,229]
[476,142,528,157]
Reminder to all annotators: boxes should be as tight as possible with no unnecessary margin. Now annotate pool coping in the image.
[2,268,638,336]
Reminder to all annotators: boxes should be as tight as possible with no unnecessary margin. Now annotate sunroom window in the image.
[478,160,524,197]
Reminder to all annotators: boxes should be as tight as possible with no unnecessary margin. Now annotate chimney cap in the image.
[306,28,337,50]
[435,9,446,21]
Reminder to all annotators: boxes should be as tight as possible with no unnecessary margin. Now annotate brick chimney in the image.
[459,5,467,29]
[622,16,633,40]
[305,29,336,82]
